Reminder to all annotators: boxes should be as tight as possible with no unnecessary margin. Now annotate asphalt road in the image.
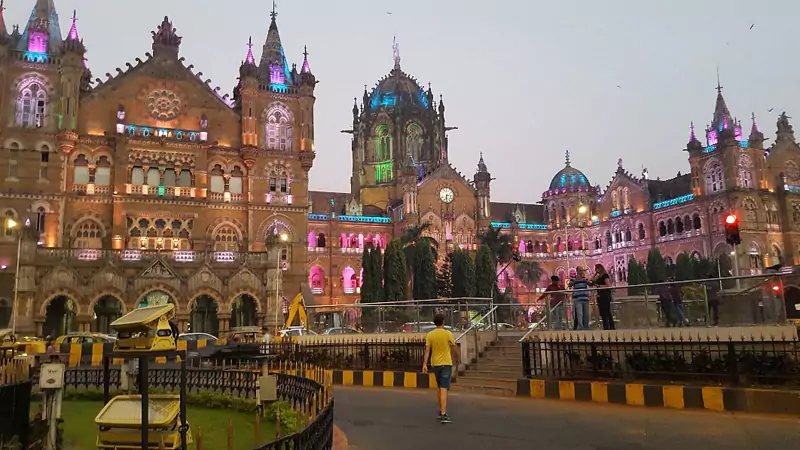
[334,386,800,450]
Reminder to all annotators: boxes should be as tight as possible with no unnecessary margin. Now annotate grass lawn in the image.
[32,400,276,450]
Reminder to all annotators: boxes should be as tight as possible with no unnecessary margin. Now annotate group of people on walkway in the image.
[540,264,616,331]
[655,279,689,327]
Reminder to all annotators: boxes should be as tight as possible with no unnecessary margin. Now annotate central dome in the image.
[368,68,430,111]
[549,153,590,191]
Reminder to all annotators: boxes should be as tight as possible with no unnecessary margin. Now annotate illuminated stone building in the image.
[0,2,316,336]
[3,2,800,336]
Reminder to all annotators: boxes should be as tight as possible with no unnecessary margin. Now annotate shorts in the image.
[432,365,452,389]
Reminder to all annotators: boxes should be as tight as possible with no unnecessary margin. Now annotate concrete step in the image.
[479,358,521,367]
[451,383,516,397]
[469,362,522,371]
[484,347,523,357]
[462,369,523,378]
[456,375,519,388]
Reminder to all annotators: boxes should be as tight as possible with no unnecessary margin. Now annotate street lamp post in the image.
[274,233,289,334]
[6,218,21,334]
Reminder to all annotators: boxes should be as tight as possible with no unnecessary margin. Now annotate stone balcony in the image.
[34,248,274,269]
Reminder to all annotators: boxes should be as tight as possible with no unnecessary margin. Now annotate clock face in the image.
[439,187,455,204]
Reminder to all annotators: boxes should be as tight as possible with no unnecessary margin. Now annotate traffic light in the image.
[724,214,741,245]
[511,246,522,262]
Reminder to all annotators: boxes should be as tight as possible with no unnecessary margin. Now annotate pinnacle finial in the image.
[565,150,570,166]
[67,9,79,41]
[245,36,255,65]
[689,121,698,142]
[716,66,723,94]
[392,36,400,70]
[751,112,760,134]
[271,0,278,19]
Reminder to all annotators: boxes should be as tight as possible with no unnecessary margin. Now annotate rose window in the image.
[146,89,181,121]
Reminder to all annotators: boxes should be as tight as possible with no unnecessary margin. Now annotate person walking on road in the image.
[422,314,459,424]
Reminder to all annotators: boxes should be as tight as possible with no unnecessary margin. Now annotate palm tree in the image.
[478,227,514,265]
[514,260,543,306]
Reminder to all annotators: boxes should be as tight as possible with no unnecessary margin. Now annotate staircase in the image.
[454,334,523,397]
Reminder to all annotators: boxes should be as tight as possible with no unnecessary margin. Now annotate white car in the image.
[279,326,318,337]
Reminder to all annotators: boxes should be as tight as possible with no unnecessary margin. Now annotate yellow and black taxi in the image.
[54,332,117,346]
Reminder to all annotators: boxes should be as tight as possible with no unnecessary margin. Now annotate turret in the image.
[239,37,259,161]
[775,112,796,146]
[474,153,491,220]
[749,113,765,149]
[57,10,86,131]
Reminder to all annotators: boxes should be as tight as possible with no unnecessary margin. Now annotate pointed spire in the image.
[478,152,488,174]
[20,0,62,54]
[301,45,311,73]
[565,150,571,166]
[750,112,760,134]
[392,36,400,70]
[67,10,78,40]
[260,0,290,85]
[688,122,699,143]
[711,74,733,131]
[0,0,7,36]
[245,36,255,65]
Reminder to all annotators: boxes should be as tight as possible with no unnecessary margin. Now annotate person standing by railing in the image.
[656,280,676,327]
[591,264,615,330]
[705,274,721,326]
[570,267,591,330]
[422,314,459,424]
[668,279,687,326]
[540,275,566,330]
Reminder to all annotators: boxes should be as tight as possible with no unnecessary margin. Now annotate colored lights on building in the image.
[117,124,208,142]
[308,214,328,221]
[518,223,548,230]
[375,161,393,183]
[491,222,511,229]
[270,83,289,93]
[418,89,429,109]
[652,193,694,210]
[23,51,48,63]
[610,210,621,218]
[339,215,391,224]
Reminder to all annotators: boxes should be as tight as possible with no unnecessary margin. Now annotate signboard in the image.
[39,363,65,389]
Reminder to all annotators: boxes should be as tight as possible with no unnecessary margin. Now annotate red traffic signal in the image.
[724,213,741,245]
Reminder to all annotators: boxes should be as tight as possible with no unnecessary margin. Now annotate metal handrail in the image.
[456,306,499,343]
[305,297,492,310]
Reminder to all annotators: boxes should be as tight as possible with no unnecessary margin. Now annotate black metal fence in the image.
[256,400,334,450]
[263,339,426,371]
[522,337,800,386]
[0,380,31,449]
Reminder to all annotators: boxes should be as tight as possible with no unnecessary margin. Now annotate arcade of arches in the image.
[32,291,264,338]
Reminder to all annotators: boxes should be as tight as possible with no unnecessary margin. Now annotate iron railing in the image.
[522,336,800,386]
[0,358,32,449]
[264,339,426,372]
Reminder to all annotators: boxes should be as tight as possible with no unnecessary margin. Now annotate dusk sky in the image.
[9,0,800,204]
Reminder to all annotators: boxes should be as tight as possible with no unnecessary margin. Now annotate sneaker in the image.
[440,413,452,424]
[437,412,442,420]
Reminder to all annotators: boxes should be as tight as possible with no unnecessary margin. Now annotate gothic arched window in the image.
[95,156,112,186]
[266,104,293,151]
[229,166,244,194]
[704,159,725,193]
[623,188,630,210]
[73,219,103,248]
[406,123,423,162]
[209,164,225,193]
[16,83,47,128]
[638,223,645,240]
[214,225,240,252]
[375,125,391,161]
[738,155,753,188]
[73,154,90,184]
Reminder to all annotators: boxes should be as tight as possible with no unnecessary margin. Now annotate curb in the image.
[331,370,438,389]
[516,379,800,416]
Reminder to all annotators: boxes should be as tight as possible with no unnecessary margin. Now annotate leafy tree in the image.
[475,245,495,299]
[436,253,453,298]
[451,249,476,298]
[370,245,384,302]
[383,239,408,301]
[691,256,714,280]
[674,252,693,281]
[627,256,646,294]
[401,223,439,295]
[478,227,514,264]
[360,245,377,303]
[495,290,518,325]
[646,248,667,284]
[413,242,437,300]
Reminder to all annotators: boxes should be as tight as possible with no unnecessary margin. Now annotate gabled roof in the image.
[646,173,692,204]
[418,162,477,195]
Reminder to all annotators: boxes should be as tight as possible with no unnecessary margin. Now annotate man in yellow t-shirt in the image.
[423,314,459,424]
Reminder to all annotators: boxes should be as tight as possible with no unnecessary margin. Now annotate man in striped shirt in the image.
[570,267,591,330]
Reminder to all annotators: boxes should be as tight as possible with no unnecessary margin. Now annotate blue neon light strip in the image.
[491,222,511,229]
[786,185,800,193]
[652,193,694,210]
[610,210,621,218]
[338,215,391,224]
[270,83,289,93]
[308,214,328,221]
[518,223,548,230]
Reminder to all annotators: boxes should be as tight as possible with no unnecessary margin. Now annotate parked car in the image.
[178,332,218,343]
[401,322,435,333]
[321,327,362,335]
[279,326,318,338]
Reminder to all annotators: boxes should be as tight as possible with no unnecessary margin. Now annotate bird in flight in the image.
[749,24,755,30]
[768,108,774,113]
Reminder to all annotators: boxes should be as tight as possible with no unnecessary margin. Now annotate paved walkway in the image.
[334,387,800,450]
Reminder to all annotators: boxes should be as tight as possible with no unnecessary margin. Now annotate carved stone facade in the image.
[0,4,315,336]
